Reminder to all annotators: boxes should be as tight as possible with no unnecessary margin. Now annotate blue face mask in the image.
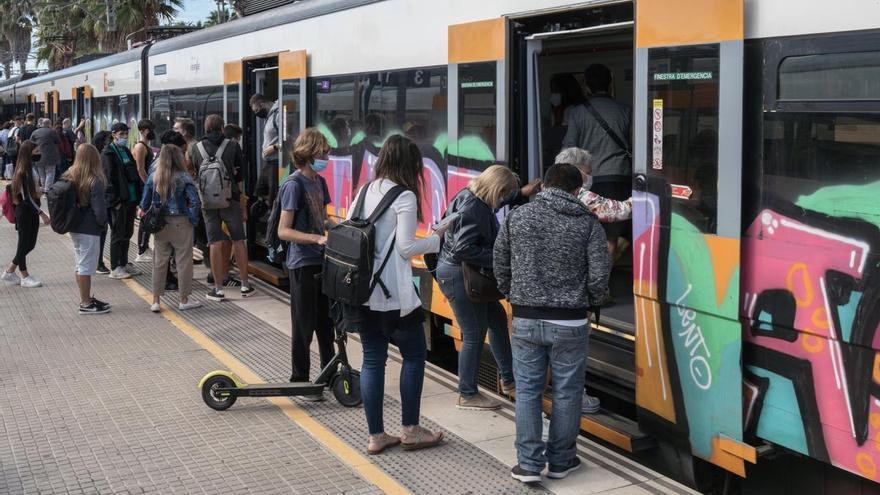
[311,159,329,173]
[115,138,128,147]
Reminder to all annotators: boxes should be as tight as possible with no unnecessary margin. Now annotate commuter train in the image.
[4,0,879,490]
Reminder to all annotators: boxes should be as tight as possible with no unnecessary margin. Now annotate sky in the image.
[175,0,222,25]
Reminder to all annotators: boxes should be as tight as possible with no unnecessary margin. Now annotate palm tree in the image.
[0,38,13,79]
[229,0,247,18]
[0,0,34,77]
[30,0,183,71]
[205,7,237,27]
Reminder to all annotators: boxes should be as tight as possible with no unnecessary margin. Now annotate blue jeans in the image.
[437,261,514,397]
[512,318,589,472]
[359,315,427,435]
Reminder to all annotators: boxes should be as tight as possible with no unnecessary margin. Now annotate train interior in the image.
[512,3,646,439]
[243,56,284,283]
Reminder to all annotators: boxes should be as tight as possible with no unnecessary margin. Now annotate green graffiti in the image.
[433,133,448,156]
[796,181,880,230]
[317,123,338,148]
[452,135,495,161]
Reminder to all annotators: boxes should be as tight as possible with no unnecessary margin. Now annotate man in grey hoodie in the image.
[494,162,610,484]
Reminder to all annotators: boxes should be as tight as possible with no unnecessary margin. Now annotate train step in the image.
[249,260,288,287]
[542,396,656,453]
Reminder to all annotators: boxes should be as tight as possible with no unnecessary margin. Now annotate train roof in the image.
[0,0,381,93]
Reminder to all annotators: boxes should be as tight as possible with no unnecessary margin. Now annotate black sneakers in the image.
[96,264,110,275]
[90,296,110,309]
[206,288,225,302]
[510,465,542,484]
[79,301,110,315]
[240,285,255,298]
[547,457,582,479]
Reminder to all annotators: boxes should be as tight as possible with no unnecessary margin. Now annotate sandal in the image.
[367,433,401,455]
[400,426,444,451]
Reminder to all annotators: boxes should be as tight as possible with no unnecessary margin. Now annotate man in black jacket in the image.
[102,122,142,280]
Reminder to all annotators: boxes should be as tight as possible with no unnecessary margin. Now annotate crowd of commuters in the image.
[1,112,255,313]
[0,60,632,486]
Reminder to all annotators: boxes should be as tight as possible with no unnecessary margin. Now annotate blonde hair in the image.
[63,144,105,205]
[468,165,519,209]
[154,144,186,201]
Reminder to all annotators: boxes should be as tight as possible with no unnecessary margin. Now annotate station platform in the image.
[0,216,699,495]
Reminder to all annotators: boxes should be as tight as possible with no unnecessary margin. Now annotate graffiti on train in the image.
[633,180,744,474]
[742,186,880,482]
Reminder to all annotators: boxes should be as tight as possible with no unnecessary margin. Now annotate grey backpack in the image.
[196,139,232,210]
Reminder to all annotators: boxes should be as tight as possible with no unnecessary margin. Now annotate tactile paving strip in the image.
[129,251,547,495]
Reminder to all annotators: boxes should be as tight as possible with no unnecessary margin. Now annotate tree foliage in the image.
[1,0,183,76]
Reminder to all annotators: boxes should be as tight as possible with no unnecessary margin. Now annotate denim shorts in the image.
[71,233,101,276]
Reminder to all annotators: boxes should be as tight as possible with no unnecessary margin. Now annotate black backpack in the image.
[322,183,406,305]
[46,178,82,234]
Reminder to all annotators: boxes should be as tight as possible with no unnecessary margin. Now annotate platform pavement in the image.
[0,214,697,494]
[0,220,384,494]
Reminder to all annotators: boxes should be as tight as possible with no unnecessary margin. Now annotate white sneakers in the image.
[19,275,42,288]
[1,271,20,285]
[150,303,161,313]
[108,267,132,280]
[2,271,42,287]
[178,300,202,311]
[134,251,152,263]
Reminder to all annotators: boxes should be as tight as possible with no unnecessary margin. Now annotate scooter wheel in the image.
[202,375,238,411]
[332,368,362,407]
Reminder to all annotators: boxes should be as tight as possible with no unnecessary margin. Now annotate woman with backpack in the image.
[1,141,50,288]
[343,135,452,454]
[62,144,111,315]
[436,165,522,411]
[139,143,202,313]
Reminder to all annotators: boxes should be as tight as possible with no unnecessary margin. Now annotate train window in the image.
[226,84,240,126]
[150,92,172,135]
[311,67,447,152]
[457,62,497,163]
[761,112,880,219]
[647,44,720,234]
[280,78,300,175]
[168,86,223,136]
[779,51,880,101]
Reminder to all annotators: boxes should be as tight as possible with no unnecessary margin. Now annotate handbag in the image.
[461,261,504,303]
[142,189,166,234]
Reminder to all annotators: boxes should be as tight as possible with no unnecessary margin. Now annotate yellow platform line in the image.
[121,279,410,495]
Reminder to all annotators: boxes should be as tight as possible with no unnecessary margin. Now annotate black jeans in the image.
[109,203,136,270]
[13,203,39,272]
[289,264,334,382]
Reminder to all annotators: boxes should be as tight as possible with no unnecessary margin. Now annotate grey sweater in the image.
[493,188,610,320]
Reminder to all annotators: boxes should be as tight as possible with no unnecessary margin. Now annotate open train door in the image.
[632,0,755,480]
[72,86,93,141]
[223,61,242,127]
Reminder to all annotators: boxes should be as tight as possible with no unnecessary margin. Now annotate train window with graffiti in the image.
[647,44,720,234]
[310,67,448,224]
[457,62,497,165]
[760,112,880,222]
[779,51,880,101]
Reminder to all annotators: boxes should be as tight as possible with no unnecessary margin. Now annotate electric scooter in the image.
[199,324,361,410]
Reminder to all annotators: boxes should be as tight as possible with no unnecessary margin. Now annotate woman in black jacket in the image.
[436,165,538,411]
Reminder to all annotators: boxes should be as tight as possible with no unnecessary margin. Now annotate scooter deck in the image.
[221,382,324,397]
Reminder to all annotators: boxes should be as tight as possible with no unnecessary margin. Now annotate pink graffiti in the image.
[742,208,879,481]
[318,154,353,219]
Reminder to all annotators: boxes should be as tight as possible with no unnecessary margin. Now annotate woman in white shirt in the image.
[345,135,451,455]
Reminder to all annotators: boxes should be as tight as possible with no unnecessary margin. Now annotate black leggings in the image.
[13,203,39,272]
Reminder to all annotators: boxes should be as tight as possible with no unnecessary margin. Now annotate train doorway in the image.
[512,2,638,412]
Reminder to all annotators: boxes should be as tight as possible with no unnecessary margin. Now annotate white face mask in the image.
[549,93,562,106]
[582,175,593,191]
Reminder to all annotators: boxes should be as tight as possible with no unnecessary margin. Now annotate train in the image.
[3,0,880,491]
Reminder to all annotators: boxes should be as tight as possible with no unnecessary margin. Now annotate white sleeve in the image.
[392,191,440,258]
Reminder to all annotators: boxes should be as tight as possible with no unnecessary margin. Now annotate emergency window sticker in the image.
[652,99,663,170]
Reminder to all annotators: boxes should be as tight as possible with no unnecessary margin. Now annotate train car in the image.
[3,0,880,491]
